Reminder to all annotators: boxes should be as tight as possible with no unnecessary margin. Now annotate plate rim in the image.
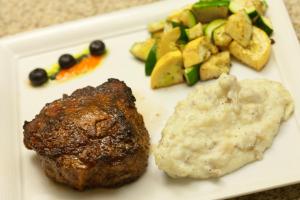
[0,0,300,199]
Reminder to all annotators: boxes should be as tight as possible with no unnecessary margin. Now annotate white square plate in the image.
[0,0,300,199]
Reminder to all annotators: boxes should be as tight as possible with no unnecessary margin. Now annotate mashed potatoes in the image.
[154,74,294,178]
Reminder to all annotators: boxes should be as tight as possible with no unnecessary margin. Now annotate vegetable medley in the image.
[130,0,273,89]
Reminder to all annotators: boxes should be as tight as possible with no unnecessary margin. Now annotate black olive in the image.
[89,40,106,56]
[58,54,77,69]
[29,68,48,86]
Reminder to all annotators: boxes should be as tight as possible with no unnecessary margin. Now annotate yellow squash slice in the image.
[130,38,155,61]
[213,24,232,48]
[156,27,181,59]
[148,20,165,33]
[166,4,193,23]
[229,27,271,71]
[151,50,184,89]
[225,10,253,47]
[183,36,218,68]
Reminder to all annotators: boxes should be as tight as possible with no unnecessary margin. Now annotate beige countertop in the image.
[1,0,300,199]
[0,0,299,40]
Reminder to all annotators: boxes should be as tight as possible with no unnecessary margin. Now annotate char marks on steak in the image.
[23,79,150,190]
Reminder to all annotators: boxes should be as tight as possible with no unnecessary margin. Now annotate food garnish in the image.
[130,0,273,89]
[58,54,77,69]
[28,40,107,87]
[29,68,48,86]
[89,40,106,56]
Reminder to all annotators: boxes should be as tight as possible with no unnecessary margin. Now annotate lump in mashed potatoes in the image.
[154,74,294,179]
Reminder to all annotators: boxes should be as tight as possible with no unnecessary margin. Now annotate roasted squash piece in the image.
[156,27,181,59]
[213,24,232,48]
[225,10,253,47]
[183,36,218,68]
[200,51,231,81]
[130,38,155,61]
[151,50,184,89]
[229,27,271,71]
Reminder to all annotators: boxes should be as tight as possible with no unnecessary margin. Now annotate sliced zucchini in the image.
[156,27,181,59]
[213,24,232,48]
[247,9,259,20]
[255,16,273,36]
[145,43,157,76]
[184,65,200,86]
[192,0,230,23]
[200,51,231,81]
[204,19,226,41]
[151,50,184,89]
[171,22,189,43]
[185,23,203,41]
[183,36,218,68]
[148,20,165,33]
[229,27,271,71]
[229,0,258,19]
[225,10,253,47]
[179,10,197,28]
[130,38,155,61]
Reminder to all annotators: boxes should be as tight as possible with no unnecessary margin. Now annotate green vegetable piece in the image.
[180,10,197,28]
[192,0,230,23]
[145,43,157,76]
[204,19,226,41]
[185,23,203,41]
[255,16,273,36]
[184,65,200,86]
[130,39,156,61]
[213,24,232,47]
[171,22,189,43]
[46,64,60,78]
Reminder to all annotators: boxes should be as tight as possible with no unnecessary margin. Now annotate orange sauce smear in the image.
[56,55,103,81]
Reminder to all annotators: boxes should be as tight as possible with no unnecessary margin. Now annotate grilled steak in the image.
[23,79,150,190]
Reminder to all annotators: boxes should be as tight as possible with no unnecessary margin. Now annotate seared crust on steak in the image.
[23,79,150,190]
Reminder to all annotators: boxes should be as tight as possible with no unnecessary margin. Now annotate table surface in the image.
[1,0,300,199]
